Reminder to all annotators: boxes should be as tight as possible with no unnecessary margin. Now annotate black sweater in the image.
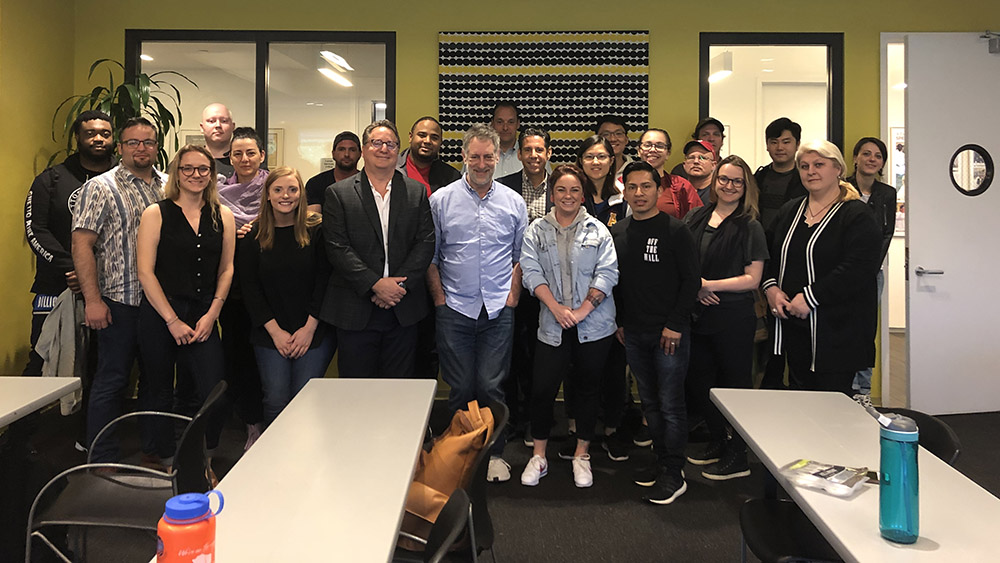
[239,224,331,349]
[762,197,881,372]
[611,212,701,333]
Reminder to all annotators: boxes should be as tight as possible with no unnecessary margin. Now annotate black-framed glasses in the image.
[179,165,212,177]
[640,142,668,152]
[369,139,399,151]
[717,175,745,187]
[122,139,158,149]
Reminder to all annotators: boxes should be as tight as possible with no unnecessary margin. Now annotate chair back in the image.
[875,407,961,465]
[174,381,228,494]
[465,400,508,552]
[423,489,471,563]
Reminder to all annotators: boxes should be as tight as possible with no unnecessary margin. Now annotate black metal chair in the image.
[460,400,508,563]
[739,406,962,563]
[394,488,472,563]
[25,380,227,562]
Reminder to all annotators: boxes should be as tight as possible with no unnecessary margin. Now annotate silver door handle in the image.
[915,266,944,276]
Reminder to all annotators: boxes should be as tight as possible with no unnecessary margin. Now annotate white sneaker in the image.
[572,454,593,488]
[521,455,548,486]
[487,456,511,482]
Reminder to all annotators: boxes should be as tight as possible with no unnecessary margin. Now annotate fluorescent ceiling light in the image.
[318,67,353,87]
[893,82,907,90]
[140,54,154,61]
[375,102,387,110]
[708,51,733,83]
[762,69,774,73]
[320,50,354,73]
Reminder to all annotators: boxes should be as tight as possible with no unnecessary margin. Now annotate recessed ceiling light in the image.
[760,58,774,62]
[762,69,774,73]
[140,54,154,61]
[893,82,907,90]
[318,67,353,87]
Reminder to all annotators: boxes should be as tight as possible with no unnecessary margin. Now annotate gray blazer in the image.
[321,169,435,330]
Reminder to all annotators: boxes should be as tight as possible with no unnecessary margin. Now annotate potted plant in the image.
[51,58,197,168]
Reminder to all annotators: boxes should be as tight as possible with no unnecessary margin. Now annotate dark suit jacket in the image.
[321,169,435,330]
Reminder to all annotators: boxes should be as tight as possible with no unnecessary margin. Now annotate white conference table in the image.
[711,388,1000,563]
[210,378,436,562]
[0,376,81,427]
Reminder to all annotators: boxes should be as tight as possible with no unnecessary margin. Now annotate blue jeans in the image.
[87,298,144,463]
[623,328,689,473]
[254,333,336,425]
[436,304,513,456]
[853,270,885,394]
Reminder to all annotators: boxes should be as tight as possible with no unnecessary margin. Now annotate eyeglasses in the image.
[179,165,212,177]
[717,175,745,188]
[369,139,399,151]
[685,154,714,162]
[122,139,158,149]
[600,130,627,139]
[640,142,669,152]
[582,153,611,163]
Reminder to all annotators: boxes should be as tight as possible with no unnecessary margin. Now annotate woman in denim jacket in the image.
[518,164,619,488]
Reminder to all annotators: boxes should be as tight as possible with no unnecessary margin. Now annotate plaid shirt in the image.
[521,171,549,223]
[72,165,165,306]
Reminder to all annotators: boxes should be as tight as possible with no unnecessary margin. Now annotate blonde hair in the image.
[165,144,222,230]
[795,139,860,202]
[255,167,321,250]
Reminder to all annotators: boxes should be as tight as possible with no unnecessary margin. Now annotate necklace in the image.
[804,198,836,224]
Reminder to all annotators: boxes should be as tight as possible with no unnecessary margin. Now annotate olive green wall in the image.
[2,0,998,372]
[0,0,75,373]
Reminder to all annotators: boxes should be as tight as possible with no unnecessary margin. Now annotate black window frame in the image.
[125,29,396,141]
[699,32,844,151]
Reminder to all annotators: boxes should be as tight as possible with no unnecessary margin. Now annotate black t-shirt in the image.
[758,167,795,232]
[610,213,700,333]
[305,169,338,208]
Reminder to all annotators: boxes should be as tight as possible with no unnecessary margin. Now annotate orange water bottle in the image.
[156,490,224,562]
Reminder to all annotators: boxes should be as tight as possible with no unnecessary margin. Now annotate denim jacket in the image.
[520,211,619,346]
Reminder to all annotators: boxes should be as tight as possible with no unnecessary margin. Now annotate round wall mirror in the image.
[949,144,994,196]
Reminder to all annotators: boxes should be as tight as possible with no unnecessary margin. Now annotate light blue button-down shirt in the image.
[430,176,528,320]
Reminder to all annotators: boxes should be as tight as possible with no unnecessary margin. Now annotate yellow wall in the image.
[0,0,75,373]
[2,0,998,369]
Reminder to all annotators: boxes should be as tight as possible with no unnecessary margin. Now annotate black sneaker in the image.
[686,441,724,466]
[644,472,688,505]
[602,431,631,462]
[633,424,652,447]
[633,464,662,487]
[557,440,577,460]
[702,447,751,481]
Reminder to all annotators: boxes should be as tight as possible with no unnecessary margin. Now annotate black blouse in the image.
[239,224,331,349]
[154,199,223,301]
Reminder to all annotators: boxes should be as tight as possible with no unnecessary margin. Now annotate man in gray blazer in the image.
[322,120,435,378]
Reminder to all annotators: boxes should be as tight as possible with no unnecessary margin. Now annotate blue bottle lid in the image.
[164,493,211,522]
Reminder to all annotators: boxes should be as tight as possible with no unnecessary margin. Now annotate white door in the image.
[906,32,1000,414]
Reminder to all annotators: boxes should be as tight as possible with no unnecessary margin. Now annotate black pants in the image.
[138,297,226,457]
[564,336,627,429]
[783,325,855,395]
[530,330,613,443]
[220,297,264,425]
[337,306,418,378]
[689,310,756,448]
[506,292,539,430]
[413,292,439,379]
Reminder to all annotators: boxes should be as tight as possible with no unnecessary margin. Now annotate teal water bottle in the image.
[878,414,919,544]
